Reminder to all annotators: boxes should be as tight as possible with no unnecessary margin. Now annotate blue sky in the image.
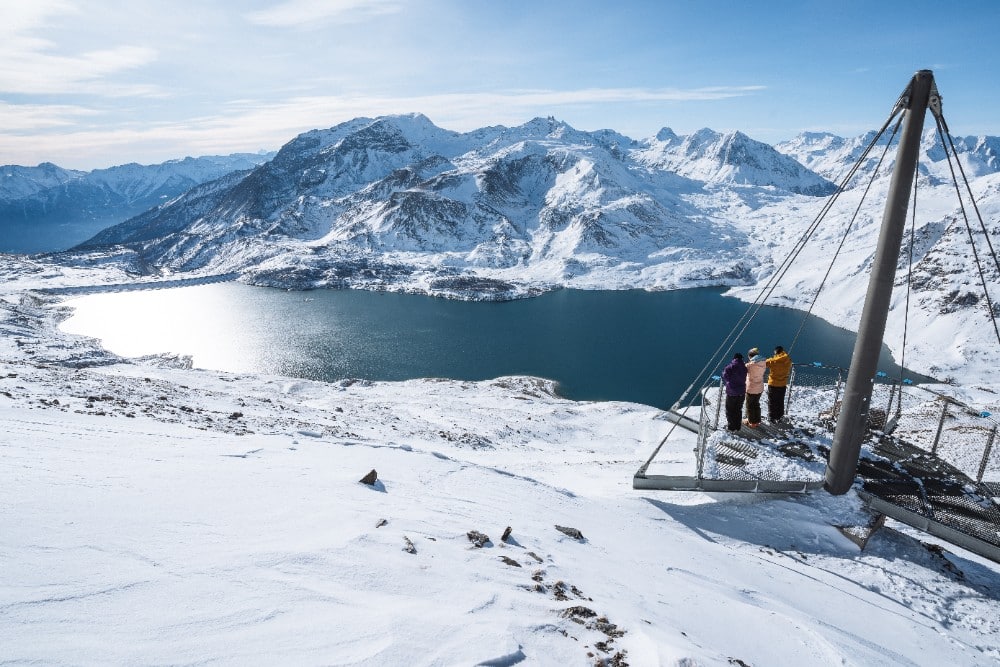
[2,0,998,170]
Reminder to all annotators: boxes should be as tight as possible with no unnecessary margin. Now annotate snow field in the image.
[2,355,1000,665]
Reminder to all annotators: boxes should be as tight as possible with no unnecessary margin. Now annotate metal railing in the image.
[694,363,999,485]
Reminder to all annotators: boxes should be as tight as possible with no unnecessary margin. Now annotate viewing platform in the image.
[635,366,1000,563]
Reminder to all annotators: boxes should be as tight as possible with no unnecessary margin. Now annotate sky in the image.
[2,0,999,170]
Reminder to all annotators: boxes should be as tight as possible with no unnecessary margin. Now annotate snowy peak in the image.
[514,116,576,140]
[925,132,1000,177]
[1,153,275,253]
[776,128,1000,183]
[0,162,85,202]
[635,128,836,195]
[1,154,271,220]
[654,127,680,144]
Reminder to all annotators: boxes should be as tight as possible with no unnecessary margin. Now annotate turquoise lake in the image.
[61,283,929,408]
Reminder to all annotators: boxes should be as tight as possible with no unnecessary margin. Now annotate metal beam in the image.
[633,474,823,493]
[825,70,936,495]
[858,490,1000,564]
[660,408,701,434]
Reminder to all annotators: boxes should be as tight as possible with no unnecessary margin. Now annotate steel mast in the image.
[825,70,938,495]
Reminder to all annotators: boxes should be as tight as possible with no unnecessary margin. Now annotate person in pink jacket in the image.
[743,347,766,427]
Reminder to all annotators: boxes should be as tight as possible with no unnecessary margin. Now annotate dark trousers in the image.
[745,393,762,425]
[725,394,745,430]
[768,385,787,422]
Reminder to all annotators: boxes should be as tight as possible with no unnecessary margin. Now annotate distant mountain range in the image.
[18,112,991,384]
[0,153,273,253]
[776,130,1000,184]
[60,115,841,285]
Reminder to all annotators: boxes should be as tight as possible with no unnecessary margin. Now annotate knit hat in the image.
[748,347,759,357]
[734,352,743,360]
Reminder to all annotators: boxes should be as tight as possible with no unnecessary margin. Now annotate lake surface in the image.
[61,283,929,408]
[1,220,113,254]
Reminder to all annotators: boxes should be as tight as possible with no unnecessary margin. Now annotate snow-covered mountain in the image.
[0,162,84,201]
[776,129,1000,185]
[634,127,836,195]
[71,115,833,293]
[39,113,1000,383]
[0,153,274,253]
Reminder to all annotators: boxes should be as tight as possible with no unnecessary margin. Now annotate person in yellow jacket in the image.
[765,345,792,423]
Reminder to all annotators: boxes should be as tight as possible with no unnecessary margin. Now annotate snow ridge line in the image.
[36,272,241,296]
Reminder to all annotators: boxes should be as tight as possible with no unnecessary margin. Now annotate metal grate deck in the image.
[860,434,1000,563]
[635,411,1000,563]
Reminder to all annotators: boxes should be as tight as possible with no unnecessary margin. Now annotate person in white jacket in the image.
[743,347,766,427]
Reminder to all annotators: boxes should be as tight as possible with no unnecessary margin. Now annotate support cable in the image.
[934,116,1000,347]
[936,114,1000,275]
[670,106,906,411]
[900,158,918,386]
[789,116,904,354]
[637,418,684,476]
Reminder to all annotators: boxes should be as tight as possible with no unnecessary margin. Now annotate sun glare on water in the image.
[60,287,260,372]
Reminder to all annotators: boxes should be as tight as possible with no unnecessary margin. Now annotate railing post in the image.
[786,367,797,415]
[833,368,843,418]
[976,425,997,484]
[931,399,949,455]
[696,394,708,478]
[885,381,896,419]
[713,378,724,431]
[883,380,902,435]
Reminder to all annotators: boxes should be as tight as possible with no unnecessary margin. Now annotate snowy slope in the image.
[2,291,999,666]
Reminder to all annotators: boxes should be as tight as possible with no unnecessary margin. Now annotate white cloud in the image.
[245,0,402,28]
[0,85,768,169]
[0,1,158,96]
[0,0,76,36]
[0,101,99,131]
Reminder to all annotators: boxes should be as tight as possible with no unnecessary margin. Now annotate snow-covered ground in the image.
[3,276,1000,665]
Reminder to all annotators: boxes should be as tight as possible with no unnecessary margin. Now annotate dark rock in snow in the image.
[555,525,584,541]
[359,469,378,485]
[561,605,597,620]
[467,530,491,548]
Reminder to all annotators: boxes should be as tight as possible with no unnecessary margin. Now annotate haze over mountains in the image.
[4,113,998,383]
[0,153,273,253]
